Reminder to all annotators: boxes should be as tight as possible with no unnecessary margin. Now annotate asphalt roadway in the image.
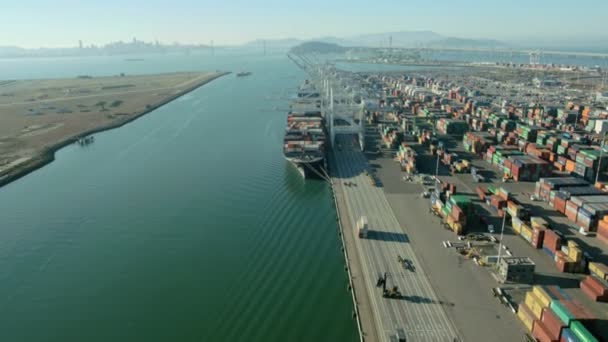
[331,133,460,342]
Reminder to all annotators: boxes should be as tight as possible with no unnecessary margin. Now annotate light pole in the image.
[435,150,440,190]
[496,212,508,266]
[596,131,606,185]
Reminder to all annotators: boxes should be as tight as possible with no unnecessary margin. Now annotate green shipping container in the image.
[550,300,575,326]
[576,154,586,164]
[570,320,598,342]
[450,195,471,209]
[441,206,450,217]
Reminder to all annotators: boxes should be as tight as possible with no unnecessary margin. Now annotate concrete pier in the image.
[329,134,460,342]
[331,161,379,342]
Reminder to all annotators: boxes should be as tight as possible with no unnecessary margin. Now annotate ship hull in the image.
[285,157,326,179]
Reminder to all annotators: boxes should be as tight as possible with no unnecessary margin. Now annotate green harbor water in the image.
[0,54,358,342]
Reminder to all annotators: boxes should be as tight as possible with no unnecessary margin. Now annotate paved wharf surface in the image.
[329,134,460,342]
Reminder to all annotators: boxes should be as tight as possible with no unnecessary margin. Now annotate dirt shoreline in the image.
[0,71,230,189]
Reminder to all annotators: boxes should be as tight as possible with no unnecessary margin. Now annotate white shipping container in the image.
[595,119,608,134]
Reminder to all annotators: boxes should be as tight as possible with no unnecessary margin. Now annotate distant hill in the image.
[348,30,444,47]
[290,41,348,54]
[428,37,506,49]
[247,31,506,51]
[243,38,303,50]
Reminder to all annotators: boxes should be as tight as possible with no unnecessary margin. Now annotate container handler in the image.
[358,216,368,238]
[377,272,402,299]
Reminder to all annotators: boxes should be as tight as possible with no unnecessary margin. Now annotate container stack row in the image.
[535,177,608,235]
[511,213,587,274]
[517,286,598,342]
[436,118,468,136]
[462,131,495,154]
[380,125,403,149]
[431,190,473,235]
[396,144,417,174]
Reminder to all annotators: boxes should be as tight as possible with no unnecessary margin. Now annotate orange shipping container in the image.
[565,159,576,172]
[549,152,556,162]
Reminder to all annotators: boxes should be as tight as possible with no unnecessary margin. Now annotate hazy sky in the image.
[4,0,607,48]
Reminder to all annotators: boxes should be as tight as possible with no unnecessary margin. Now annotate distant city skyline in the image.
[4,0,608,48]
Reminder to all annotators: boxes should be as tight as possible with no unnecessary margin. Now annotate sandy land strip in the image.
[0,71,229,188]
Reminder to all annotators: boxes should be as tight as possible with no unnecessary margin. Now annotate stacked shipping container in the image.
[518,286,598,342]
[396,144,417,174]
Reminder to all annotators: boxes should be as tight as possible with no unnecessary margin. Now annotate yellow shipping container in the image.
[447,216,455,226]
[517,303,535,332]
[509,205,523,218]
[520,225,533,241]
[569,247,583,262]
[567,240,578,249]
[589,262,608,280]
[453,223,463,235]
[524,291,544,319]
[531,216,548,229]
[512,217,522,233]
[462,160,470,167]
[532,286,553,308]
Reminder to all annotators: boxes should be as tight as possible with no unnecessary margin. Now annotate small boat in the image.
[236,71,252,77]
[77,135,95,146]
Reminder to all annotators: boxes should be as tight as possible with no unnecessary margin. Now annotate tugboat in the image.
[236,71,252,77]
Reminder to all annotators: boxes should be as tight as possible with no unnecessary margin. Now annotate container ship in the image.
[283,110,327,178]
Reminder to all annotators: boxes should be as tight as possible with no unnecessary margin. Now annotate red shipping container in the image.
[554,197,567,214]
[597,220,608,238]
[490,195,501,209]
[511,165,521,181]
[598,233,608,246]
[580,278,608,302]
[451,204,465,223]
[562,300,594,321]
[543,229,561,252]
[581,279,608,302]
[565,201,579,222]
[533,319,559,342]
[584,275,608,295]
[541,307,565,339]
[545,286,569,301]
[532,227,545,249]
[556,256,567,272]
[476,186,487,201]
